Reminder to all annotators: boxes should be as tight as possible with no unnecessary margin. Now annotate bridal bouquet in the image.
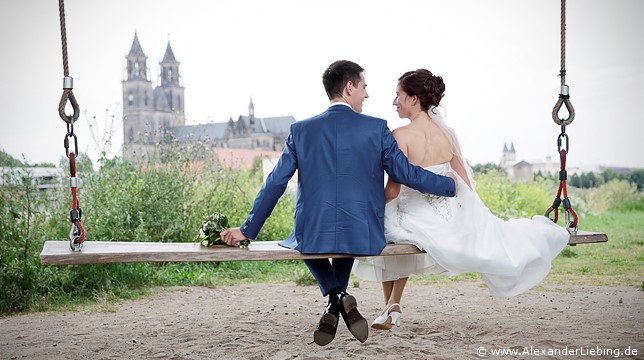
[195,212,250,248]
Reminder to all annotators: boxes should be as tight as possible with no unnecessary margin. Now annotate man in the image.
[221,60,456,346]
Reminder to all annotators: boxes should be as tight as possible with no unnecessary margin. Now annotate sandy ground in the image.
[1,281,643,360]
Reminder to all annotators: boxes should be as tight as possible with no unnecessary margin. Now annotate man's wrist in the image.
[240,221,252,239]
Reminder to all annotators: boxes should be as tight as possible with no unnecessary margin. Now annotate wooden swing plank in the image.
[39,241,422,266]
[39,231,607,266]
[567,230,608,245]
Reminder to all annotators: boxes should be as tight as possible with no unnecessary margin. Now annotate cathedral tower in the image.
[122,33,186,161]
[153,41,185,126]
[500,141,516,165]
[122,32,153,154]
[248,97,255,125]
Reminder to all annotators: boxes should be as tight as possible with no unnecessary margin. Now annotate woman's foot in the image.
[371,303,402,330]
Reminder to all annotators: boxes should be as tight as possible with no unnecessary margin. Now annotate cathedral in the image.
[122,33,295,163]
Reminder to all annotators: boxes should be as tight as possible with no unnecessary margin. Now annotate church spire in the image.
[162,42,177,62]
[126,32,148,80]
[159,40,180,86]
[249,97,255,120]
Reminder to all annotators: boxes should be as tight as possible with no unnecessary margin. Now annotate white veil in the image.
[428,105,476,189]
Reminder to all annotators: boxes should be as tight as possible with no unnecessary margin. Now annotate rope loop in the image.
[58,88,80,124]
[552,92,575,125]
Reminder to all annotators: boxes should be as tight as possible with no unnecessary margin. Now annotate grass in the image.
[155,260,309,287]
[407,209,644,288]
[546,210,644,286]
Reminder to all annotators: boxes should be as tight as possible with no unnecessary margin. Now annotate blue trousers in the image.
[303,258,355,297]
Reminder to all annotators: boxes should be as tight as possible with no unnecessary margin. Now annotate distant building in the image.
[121,33,295,164]
[500,142,568,180]
[0,167,60,192]
[500,142,517,165]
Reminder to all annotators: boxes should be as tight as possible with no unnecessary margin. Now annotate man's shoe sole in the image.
[313,312,338,346]
[339,294,368,343]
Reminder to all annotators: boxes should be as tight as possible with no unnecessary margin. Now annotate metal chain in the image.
[58,0,85,251]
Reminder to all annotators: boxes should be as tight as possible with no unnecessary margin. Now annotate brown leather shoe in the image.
[337,292,368,343]
[313,301,339,346]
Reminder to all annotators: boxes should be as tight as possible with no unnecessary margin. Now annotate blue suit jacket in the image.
[239,105,456,256]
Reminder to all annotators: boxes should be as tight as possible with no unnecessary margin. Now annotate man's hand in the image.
[220,227,249,247]
[447,172,458,195]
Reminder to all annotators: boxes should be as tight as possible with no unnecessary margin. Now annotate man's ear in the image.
[345,81,354,96]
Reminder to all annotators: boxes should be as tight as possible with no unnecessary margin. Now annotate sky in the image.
[1,0,643,170]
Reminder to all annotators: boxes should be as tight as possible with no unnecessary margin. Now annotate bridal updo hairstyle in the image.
[398,69,445,112]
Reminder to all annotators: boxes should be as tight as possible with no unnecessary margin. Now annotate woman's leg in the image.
[386,277,408,313]
[382,280,394,307]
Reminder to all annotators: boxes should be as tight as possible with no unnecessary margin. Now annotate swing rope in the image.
[57,0,85,251]
[545,0,578,233]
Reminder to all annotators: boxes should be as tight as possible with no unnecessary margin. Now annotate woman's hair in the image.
[398,69,445,112]
[322,60,364,100]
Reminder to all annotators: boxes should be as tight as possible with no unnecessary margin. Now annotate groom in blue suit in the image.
[221,60,456,346]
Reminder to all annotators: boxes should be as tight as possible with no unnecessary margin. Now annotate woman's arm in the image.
[384,128,408,203]
[449,155,472,189]
[384,178,401,203]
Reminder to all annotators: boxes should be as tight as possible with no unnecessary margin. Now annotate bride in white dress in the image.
[353,69,570,330]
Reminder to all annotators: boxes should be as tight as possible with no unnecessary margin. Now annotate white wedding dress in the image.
[354,109,570,298]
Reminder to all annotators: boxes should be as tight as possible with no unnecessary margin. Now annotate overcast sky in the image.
[1,0,643,169]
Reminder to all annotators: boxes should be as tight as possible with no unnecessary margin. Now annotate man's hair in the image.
[322,60,364,100]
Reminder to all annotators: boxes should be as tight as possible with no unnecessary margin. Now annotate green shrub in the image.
[569,179,640,216]
[474,170,551,220]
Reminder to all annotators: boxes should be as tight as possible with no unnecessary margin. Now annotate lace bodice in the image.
[394,162,457,223]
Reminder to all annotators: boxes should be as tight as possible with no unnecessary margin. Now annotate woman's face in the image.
[393,83,414,119]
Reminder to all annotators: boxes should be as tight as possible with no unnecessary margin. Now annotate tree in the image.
[601,168,624,183]
[472,163,507,176]
[628,169,644,191]
[0,149,24,167]
[570,173,582,188]
[582,172,600,188]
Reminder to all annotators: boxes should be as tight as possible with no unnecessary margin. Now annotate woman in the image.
[354,69,569,330]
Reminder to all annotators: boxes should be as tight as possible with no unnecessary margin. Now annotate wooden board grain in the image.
[40,231,607,266]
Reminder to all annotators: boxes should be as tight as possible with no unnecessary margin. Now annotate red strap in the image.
[545,150,578,230]
[69,153,86,246]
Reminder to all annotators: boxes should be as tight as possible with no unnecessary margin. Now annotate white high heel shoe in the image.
[371,303,402,330]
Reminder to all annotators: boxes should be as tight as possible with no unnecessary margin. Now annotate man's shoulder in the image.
[359,113,387,124]
[293,110,387,130]
[339,110,387,126]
